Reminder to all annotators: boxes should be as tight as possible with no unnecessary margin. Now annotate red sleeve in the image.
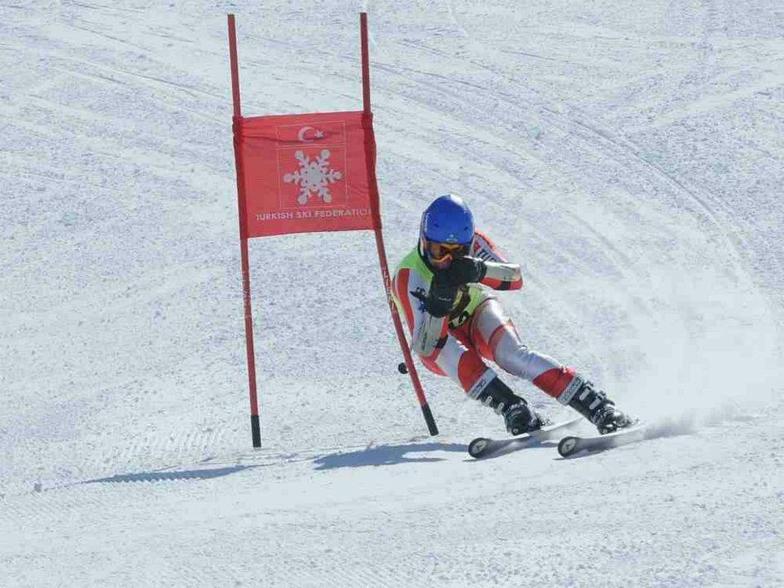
[480,272,523,291]
[473,229,509,263]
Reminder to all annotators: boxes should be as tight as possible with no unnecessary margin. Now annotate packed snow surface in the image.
[2,1,783,586]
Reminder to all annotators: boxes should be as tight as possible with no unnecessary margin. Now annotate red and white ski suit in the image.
[392,231,580,404]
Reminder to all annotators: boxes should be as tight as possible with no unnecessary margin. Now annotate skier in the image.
[392,194,634,436]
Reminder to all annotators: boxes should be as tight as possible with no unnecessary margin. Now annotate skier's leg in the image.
[419,332,541,435]
[470,299,633,433]
[469,298,564,392]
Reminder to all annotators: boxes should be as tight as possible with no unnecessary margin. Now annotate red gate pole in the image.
[360,13,438,436]
[228,14,262,448]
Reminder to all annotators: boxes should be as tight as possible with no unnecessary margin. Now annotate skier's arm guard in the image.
[480,261,523,290]
[411,313,448,358]
[410,278,455,358]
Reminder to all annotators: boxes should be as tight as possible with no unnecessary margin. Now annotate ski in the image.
[557,423,648,457]
[468,418,582,459]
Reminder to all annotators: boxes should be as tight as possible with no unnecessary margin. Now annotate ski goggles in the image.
[425,241,470,264]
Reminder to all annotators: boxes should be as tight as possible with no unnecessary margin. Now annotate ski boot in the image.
[561,377,634,434]
[473,376,546,436]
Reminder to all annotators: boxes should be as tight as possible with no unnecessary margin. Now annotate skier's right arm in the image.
[392,268,450,361]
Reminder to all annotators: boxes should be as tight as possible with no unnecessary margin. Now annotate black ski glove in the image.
[412,274,458,318]
[439,256,487,286]
[411,258,487,318]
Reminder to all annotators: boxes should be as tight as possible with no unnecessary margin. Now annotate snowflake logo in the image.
[283,149,343,205]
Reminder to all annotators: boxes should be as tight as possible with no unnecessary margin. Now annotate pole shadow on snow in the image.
[313,442,466,470]
[82,465,260,484]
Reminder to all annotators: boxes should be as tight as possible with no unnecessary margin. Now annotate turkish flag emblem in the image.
[236,111,377,237]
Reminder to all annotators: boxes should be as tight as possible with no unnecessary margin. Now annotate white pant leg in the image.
[471,299,563,382]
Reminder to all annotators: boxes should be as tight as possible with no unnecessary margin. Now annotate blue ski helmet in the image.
[420,194,475,268]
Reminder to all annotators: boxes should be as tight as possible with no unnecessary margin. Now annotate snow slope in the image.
[1,1,783,586]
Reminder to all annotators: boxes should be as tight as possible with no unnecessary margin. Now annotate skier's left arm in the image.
[479,261,523,291]
[471,229,523,290]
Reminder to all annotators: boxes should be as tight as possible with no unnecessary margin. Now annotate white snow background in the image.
[2,1,783,586]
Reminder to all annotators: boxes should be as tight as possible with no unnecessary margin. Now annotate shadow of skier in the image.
[313,442,465,470]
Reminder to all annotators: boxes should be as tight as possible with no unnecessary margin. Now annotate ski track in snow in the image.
[2,1,783,586]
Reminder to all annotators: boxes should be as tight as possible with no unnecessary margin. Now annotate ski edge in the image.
[557,424,648,457]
